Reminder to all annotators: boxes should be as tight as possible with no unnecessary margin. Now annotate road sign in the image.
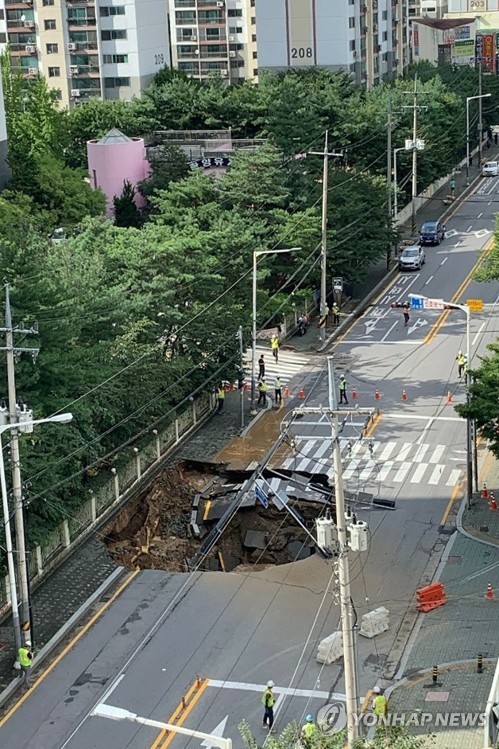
[467,299,484,312]
[423,298,445,310]
[255,483,269,509]
[410,297,424,310]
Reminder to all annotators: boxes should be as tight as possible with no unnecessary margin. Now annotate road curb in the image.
[0,566,125,711]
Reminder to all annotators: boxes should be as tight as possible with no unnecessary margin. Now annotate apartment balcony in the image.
[67,0,95,5]
[10,43,37,54]
[67,16,96,29]
[198,15,225,25]
[199,34,227,43]
[174,0,195,6]
[68,40,98,51]
[70,64,101,77]
[7,19,35,32]
[198,0,226,7]
[6,0,34,8]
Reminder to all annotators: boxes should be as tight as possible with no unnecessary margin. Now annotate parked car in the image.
[419,220,445,246]
[398,245,425,271]
[482,161,499,177]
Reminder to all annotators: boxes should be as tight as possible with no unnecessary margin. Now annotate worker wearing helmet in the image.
[301,714,317,748]
[456,350,467,379]
[339,374,348,404]
[261,680,275,731]
[372,686,388,724]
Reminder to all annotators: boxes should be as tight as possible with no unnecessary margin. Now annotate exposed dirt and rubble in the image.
[102,461,329,573]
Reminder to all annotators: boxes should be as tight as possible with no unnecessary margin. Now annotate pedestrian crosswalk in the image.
[273,437,463,489]
[245,345,310,385]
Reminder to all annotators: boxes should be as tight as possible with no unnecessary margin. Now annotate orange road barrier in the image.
[482,483,489,499]
[490,492,497,511]
[416,582,446,613]
[402,390,407,401]
[447,391,453,404]
[485,583,496,600]
[375,390,381,400]
[352,387,357,399]
[284,385,290,398]
[298,387,305,399]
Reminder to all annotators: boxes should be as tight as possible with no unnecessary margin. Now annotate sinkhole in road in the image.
[102,461,327,573]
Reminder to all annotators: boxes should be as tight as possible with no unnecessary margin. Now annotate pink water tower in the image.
[87,129,150,218]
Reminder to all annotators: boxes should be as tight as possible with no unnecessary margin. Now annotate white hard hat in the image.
[267,680,274,688]
[458,350,462,355]
[340,374,345,379]
[373,685,381,694]
[25,640,31,647]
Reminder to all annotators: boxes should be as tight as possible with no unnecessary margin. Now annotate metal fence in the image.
[0,392,213,616]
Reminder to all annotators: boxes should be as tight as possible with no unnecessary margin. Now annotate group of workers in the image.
[261,682,388,742]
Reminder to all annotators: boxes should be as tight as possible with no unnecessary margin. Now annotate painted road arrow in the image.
[200,716,229,749]
[407,318,428,335]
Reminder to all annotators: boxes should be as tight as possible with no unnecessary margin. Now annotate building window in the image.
[348,17,355,29]
[227,9,242,16]
[349,40,355,51]
[100,6,126,16]
[253,68,258,76]
[251,16,256,24]
[382,31,387,41]
[44,19,56,30]
[0,9,3,19]
[48,66,60,77]
[103,53,128,63]
[252,51,257,59]
[0,33,5,43]
[382,10,387,20]
[252,34,256,42]
[101,29,127,41]
[43,0,55,5]
[46,43,58,53]
[104,76,130,87]
[229,26,242,33]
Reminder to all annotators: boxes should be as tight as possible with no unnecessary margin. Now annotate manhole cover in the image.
[425,692,449,702]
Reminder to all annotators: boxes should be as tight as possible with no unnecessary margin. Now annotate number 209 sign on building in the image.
[285,0,317,66]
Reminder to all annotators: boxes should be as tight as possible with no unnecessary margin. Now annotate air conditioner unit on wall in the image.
[216,1,224,5]
[71,89,80,97]
[24,20,35,28]
[25,45,36,53]
[220,68,228,75]
[28,67,37,74]
[70,65,79,74]
[68,42,77,50]
[229,50,236,57]
[228,35,235,42]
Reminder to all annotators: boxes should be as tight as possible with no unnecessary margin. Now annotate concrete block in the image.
[244,530,268,550]
[359,607,390,639]
[316,631,343,664]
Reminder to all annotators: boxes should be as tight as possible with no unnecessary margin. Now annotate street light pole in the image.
[251,247,302,414]
[466,93,491,184]
[393,147,406,225]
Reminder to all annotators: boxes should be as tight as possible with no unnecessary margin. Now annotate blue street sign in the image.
[410,297,424,310]
[255,484,269,509]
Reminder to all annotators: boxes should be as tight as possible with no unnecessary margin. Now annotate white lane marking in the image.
[383,413,463,422]
[377,461,393,483]
[338,340,421,346]
[381,321,398,342]
[98,674,124,705]
[472,322,486,347]
[453,242,461,247]
[207,679,343,700]
[488,201,492,205]
[440,257,448,265]
[201,717,229,748]
[413,443,429,462]
[410,464,428,483]
[428,465,444,485]
[416,417,435,445]
[477,212,483,219]
[424,275,434,285]
[446,469,462,486]
[396,443,413,462]
[379,442,396,461]
[394,462,412,482]
[457,559,499,584]
[429,445,445,463]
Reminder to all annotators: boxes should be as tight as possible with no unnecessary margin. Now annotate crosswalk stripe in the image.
[377,461,393,482]
[395,443,413,462]
[410,463,427,483]
[428,465,444,485]
[429,445,445,463]
[360,459,376,481]
[394,461,412,482]
[379,442,396,461]
[446,468,462,486]
[344,458,362,480]
[413,444,429,463]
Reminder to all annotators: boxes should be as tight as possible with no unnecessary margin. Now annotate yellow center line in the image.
[149,678,204,749]
[0,569,140,729]
[203,500,212,521]
[156,679,209,749]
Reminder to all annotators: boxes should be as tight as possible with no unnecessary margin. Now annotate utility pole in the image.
[309,134,343,342]
[237,325,244,430]
[386,100,393,269]
[294,359,373,749]
[411,75,419,234]
[478,61,483,167]
[0,285,39,645]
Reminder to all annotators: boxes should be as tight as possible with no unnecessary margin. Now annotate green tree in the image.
[113,180,143,228]
[137,146,190,204]
[455,343,499,458]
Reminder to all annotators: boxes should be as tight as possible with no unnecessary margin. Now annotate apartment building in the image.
[5,0,170,108]
[409,0,448,18]
[167,0,255,82]
[254,0,410,89]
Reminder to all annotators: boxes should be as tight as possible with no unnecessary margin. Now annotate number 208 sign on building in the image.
[285,0,317,66]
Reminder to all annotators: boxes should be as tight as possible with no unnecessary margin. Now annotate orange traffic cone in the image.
[485,583,496,600]
[284,385,290,398]
[352,387,357,400]
[482,483,489,500]
[402,390,408,401]
[375,390,381,400]
[446,391,453,404]
[298,387,305,399]
[490,492,497,511]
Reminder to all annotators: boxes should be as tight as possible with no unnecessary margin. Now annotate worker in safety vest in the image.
[332,303,340,325]
[301,715,316,747]
[372,686,388,723]
[271,334,279,362]
[216,384,225,414]
[261,680,275,730]
[339,374,348,405]
[18,640,33,689]
[456,351,467,379]
[258,379,267,407]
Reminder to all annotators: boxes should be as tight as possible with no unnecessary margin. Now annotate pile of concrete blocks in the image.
[359,607,389,639]
[316,631,343,664]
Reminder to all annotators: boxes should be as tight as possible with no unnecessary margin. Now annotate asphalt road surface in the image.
[1,177,499,749]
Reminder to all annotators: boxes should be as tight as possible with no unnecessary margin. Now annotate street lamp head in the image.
[50,413,73,424]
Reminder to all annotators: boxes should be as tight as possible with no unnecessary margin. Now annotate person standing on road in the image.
[18,640,33,690]
[271,334,279,362]
[456,351,468,379]
[301,715,317,748]
[216,384,225,414]
[274,376,282,405]
[332,303,340,326]
[450,177,456,196]
[262,680,275,731]
[258,379,267,407]
[402,302,410,327]
[372,686,388,725]
[258,355,265,381]
[339,374,349,404]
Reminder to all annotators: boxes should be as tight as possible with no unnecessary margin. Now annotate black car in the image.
[419,221,445,246]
